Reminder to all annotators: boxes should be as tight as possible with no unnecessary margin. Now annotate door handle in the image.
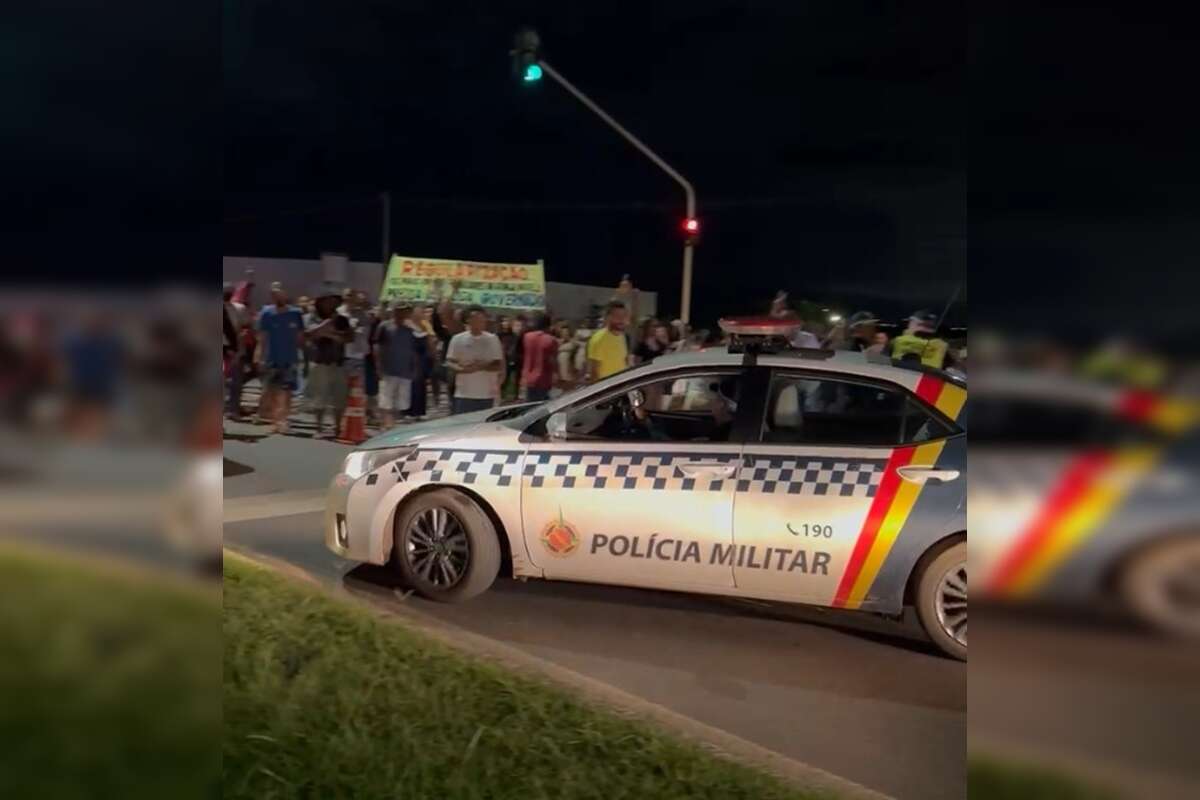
[896,466,960,485]
[677,462,738,479]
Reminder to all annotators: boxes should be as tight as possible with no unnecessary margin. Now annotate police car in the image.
[971,368,1200,638]
[326,318,968,658]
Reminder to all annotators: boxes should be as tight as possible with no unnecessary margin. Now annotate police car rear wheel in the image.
[915,541,967,660]
[393,490,501,602]
[1120,536,1200,638]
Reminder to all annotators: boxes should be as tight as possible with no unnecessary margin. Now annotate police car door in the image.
[522,369,745,591]
[732,369,964,609]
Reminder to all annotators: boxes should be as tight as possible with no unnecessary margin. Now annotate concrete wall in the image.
[544,282,657,325]
[222,256,656,322]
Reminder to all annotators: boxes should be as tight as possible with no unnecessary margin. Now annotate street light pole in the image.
[536,60,697,324]
[380,190,391,283]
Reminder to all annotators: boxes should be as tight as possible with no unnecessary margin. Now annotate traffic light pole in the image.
[380,190,391,282]
[537,60,697,324]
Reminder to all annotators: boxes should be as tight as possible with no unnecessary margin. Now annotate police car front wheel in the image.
[393,489,501,602]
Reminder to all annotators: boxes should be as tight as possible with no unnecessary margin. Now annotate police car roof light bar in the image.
[718,316,838,360]
[719,317,795,359]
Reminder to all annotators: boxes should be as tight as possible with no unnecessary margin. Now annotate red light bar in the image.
[718,316,800,337]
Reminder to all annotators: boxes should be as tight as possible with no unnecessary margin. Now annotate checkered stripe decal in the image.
[737,455,887,498]
[523,451,741,492]
[394,449,889,496]
[394,449,522,487]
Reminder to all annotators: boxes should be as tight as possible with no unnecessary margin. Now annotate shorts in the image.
[379,376,413,411]
[263,364,297,391]
[307,363,349,410]
[342,357,364,380]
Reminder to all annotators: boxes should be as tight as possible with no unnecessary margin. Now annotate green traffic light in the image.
[523,63,543,82]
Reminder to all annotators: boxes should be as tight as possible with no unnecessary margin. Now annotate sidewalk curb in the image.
[225,547,895,800]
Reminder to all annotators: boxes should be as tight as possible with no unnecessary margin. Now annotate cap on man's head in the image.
[270,281,284,293]
[909,309,938,332]
[848,311,879,329]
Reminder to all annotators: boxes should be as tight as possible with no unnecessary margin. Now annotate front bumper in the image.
[324,472,355,558]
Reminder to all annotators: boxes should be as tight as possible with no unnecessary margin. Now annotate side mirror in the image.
[627,389,645,409]
[546,411,568,440]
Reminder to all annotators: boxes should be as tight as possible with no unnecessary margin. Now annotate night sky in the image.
[9,3,1195,342]
[222,1,965,327]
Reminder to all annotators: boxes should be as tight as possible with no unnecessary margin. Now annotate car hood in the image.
[356,409,499,450]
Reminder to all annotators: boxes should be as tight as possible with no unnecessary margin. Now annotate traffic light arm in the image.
[537,59,697,323]
[537,60,695,220]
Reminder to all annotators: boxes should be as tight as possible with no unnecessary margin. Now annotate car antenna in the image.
[921,281,962,362]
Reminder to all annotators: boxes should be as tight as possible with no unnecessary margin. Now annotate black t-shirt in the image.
[635,341,665,363]
[310,313,350,365]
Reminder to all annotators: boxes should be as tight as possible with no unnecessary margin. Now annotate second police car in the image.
[326,318,969,658]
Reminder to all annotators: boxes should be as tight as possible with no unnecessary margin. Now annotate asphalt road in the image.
[970,610,1200,799]
[222,423,967,800]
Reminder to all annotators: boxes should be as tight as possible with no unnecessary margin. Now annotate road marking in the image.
[223,490,327,523]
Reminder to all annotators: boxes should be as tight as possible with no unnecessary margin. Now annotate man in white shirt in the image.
[445,305,504,415]
[337,289,370,377]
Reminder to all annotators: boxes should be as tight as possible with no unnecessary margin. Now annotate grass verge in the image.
[968,756,1120,799]
[0,545,221,799]
[223,556,832,799]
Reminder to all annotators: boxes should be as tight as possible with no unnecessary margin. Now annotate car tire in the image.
[393,489,501,603]
[1119,536,1200,639]
[915,540,967,660]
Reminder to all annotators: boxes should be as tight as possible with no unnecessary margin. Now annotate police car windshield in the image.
[495,364,645,431]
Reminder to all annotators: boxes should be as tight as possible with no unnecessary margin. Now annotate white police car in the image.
[326,319,968,657]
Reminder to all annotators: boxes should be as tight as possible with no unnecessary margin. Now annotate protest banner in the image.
[379,255,545,311]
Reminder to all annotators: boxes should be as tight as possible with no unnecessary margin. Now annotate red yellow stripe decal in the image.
[916,374,966,422]
[986,447,1158,596]
[834,440,947,609]
[832,376,964,609]
[1118,389,1200,434]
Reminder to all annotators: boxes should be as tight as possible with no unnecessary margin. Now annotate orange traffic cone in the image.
[337,372,368,444]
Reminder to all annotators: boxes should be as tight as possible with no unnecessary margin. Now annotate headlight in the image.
[342,446,418,480]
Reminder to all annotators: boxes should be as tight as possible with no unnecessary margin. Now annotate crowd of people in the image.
[0,293,218,447]
[222,277,713,437]
[222,277,966,438]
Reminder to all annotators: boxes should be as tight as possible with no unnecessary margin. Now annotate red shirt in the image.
[521,330,558,391]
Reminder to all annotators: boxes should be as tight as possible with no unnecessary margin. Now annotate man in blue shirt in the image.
[372,303,422,430]
[255,281,304,434]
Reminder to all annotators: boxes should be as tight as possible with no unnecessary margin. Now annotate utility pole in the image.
[380,190,391,283]
[513,29,699,323]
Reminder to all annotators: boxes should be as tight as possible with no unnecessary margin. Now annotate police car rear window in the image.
[762,374,954,447]
[970,398,1162,447]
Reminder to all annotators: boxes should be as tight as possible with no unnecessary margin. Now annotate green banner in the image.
[379,255,545,311]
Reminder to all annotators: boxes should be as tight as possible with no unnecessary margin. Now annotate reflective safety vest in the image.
[890,333,948,369]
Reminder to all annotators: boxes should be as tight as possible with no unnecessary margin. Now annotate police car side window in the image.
[566,371,741,443]
[763,374,933,447]
[901,398,954,443]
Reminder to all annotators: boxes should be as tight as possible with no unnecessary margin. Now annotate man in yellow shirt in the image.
[889,310,949,369]
[586,301,630,381]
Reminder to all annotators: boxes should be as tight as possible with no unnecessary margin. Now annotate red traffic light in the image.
[682,217,700,234]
